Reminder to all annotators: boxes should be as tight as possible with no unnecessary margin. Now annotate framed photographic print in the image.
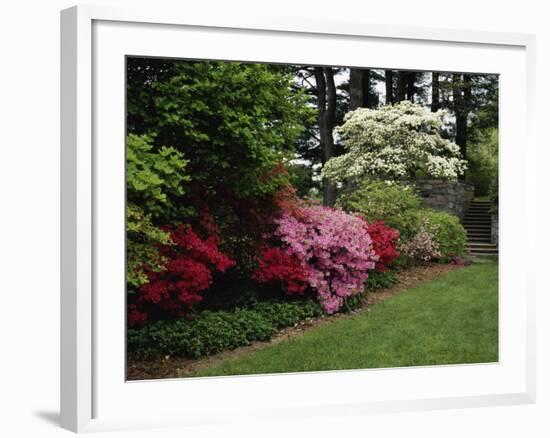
[60,4,536,433]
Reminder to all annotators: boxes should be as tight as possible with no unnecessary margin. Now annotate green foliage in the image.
[419,210,467,261]
[342,292,366,312]
[337,179,422,235]
[126,204,172,288]
[338,179,422,260]
[127,299,323,359]
[466,128,498,196]
[394,209,466,262]
[337,178,466,262]
[126,133,191,288]
[252,300,324,328]
[286,162,318,197]
[127,58,315,200]
[364,270,398,290]
[126,133,191,221]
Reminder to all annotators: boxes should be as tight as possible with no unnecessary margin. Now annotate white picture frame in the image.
[60,4,536,433]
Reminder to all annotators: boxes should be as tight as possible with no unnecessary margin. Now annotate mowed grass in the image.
[195,262,498,377]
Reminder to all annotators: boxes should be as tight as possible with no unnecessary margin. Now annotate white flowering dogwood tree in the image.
[322,101,467,183]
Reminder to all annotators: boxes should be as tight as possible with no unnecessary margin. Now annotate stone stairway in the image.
[463,200,498,256]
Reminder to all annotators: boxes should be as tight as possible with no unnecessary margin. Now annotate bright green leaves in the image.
[126,204,172,288]
[126,134,190,287]
[126,133,190,221]
[128,59,314,201]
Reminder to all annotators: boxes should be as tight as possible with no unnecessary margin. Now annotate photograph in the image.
[125,57,499,380]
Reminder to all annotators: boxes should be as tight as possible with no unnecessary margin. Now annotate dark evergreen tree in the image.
[385,70,394,104]
[431,71,440,112]
[314,67,337,206]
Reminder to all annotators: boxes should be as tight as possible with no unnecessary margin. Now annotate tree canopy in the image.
[322,101,467,183]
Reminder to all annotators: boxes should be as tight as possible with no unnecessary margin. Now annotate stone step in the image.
[467,244,498,250]
[467,234,492,240]
[466,243,498,250]
[468,237,492,242]
[468,250,499,256]
[464,216,491,220]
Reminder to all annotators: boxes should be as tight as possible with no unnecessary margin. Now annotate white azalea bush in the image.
[323,101,467,183]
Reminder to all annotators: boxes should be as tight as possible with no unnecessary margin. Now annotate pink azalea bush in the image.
[266,205,378,314]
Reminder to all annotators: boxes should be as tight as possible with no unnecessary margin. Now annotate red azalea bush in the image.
[128,224,235,327]
[252,247,308,295]
[365,221,400,271]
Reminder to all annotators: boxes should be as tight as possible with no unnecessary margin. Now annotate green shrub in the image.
[337,179,422,229]
[126,133,191,221]
[420,210,467,261]
[127,299,323,359]
[253,300,323,328]
[394,209,466,263]
[337,178,466,263]
[126,204,172,288]
[364,270,397,290]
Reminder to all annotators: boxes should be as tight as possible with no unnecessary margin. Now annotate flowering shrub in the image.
[323,101,467,183]
[252,247,308,294]
[366,221,400,271]
[128,225,235,326]
[419,209,467,261]
[399,219,441,262]
[265,206,378,314]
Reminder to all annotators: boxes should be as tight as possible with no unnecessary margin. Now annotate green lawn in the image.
[195,262,498,377]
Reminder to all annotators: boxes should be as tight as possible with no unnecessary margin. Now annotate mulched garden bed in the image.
[127,262,464,380]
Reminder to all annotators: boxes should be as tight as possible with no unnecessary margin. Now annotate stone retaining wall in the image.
[414,179,475,221]
[491,214,499,245]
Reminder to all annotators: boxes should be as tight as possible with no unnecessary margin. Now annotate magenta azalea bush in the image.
[268,205,378,314]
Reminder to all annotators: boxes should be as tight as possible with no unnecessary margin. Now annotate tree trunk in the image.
[406,72,415,102]
[431,72,440,112]
[385,70,393,105]
[396,71,407,101]
[362,69,372,108]
[315,67,337,206]
[453,73,468,178]
[349,68,364,111]
[350,68,373,109]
